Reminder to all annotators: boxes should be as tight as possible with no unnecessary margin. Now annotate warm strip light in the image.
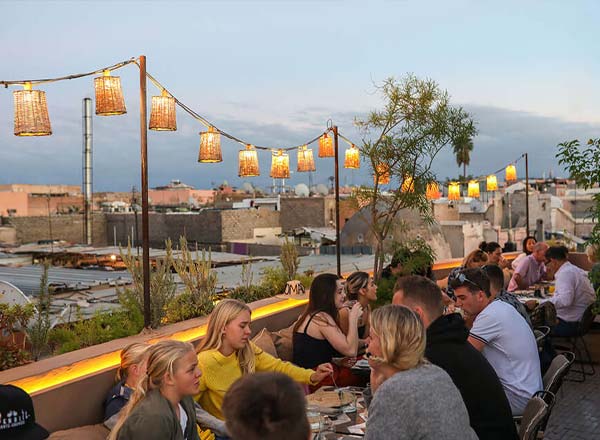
[9,298,307,395]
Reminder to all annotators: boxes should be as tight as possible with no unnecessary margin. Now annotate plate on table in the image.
[307,390,354,408]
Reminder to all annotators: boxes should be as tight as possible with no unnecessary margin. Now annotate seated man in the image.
[542,246,595,337]
[483,264,533,329]
[508,242,548,291]
[452,268,542,415]
[393,276,518,440]
[222,372,310,440]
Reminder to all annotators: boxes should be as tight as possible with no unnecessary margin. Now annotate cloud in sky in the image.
[0,1,598,191]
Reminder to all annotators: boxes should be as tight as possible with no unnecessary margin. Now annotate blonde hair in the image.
[197,299,257,375]
[463,249,488,268]
[586,243,600,262]
[116,342,149,382]
[369,305,426,372]
[108,340,195,440]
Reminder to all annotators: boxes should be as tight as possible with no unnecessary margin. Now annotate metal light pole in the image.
[525,152,530,237]
[139,55,151,328]
[333,126,341,278]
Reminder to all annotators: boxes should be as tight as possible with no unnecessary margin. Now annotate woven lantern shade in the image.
[13,83,52,136]
[401,176,414,193]
[486,174,498,191]
[318,133,334,158]
[426,182,441,200]
[238,144,260,177]
[448,182,461,201]
[374,163,390,185]
[297,145,315,172]
[94,70,126,116]
[505,164,517,182]
[344,144,360,169]
[198,126,222,163]
[467,180,480,198]
[270,150,290,178]
[149,90,176,131]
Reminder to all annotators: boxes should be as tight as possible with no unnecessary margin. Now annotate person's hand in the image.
[349,302,364,322]
[310,362,334,383]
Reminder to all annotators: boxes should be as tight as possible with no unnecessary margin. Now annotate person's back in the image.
[365,363,477,440]
[470,300,542,414]
[426,313,518,440]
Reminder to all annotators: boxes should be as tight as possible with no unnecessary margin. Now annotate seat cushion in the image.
[252,328,278,358]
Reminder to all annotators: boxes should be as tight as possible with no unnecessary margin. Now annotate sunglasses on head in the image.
[456,271,484,291]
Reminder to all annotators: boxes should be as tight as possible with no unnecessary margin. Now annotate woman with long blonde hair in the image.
[364,305,477,440]
[108,340,201,440]
[104,342,149,429]
[195,299,332,435]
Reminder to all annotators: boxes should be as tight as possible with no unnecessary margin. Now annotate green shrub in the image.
[260,266,288,297]
[165,291,215,323]
[49,309,144,355]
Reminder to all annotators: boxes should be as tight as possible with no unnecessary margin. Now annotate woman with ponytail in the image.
[104,343,149,429]
[108,340,202,440]
[195,298,332,438]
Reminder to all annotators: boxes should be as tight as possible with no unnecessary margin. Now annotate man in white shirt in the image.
[538,246,595,337]
[451,268,543,415]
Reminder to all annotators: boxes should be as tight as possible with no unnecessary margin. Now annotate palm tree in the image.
[452,133,474,180]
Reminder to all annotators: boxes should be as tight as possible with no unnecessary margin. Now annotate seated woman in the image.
[511,235,537,270]
[365,305,478,440]
[293,273,363,387]
[444,249,488,300]
[586,243,600,293]
[104,342,149,430]
[195,299,331,439]
[339,271,377,343]
[480,241,511,269]
[108,340,202,440]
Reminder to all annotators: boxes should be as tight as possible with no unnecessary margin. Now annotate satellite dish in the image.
[242,182,254,194]
[294,183,309,197]
[316,184,329,196]
[0,280,32,307]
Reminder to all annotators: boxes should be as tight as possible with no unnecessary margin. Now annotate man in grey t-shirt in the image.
[452,268,543,415]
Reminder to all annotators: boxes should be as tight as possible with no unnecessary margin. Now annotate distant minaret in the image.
[82,98,93,245]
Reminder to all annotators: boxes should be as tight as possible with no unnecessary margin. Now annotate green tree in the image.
[26,260,53,360]
[452,132,474,179]
[353,75,476,279]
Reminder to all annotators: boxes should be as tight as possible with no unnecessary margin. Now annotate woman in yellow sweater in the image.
[195,299,332,438]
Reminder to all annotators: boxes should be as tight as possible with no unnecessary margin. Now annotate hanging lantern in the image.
[486,174,498,191]
[344,144,360,169]
[374,163,390,185]
[94,70,126,116]
[426,182,441,200]
[448,182,461,201]
[401,176,414,193]
[198,126,222,163]
[149,90,176,131]
[467,180,480,198]
[505,164,517,182]
[13,82,52,136]
[271,150,290,178]
[318,133,334,158]
[238,144,260,177]
[297,145,315,172]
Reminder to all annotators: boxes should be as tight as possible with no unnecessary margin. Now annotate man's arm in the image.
[467,335,486,352]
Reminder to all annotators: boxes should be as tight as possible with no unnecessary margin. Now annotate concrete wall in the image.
[0,226,17,244]
[280,197,326,231]
[106,209,280,248]
[2,214,107,246]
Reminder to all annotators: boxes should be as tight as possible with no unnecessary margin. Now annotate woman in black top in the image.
[293,273,362,370]
[339,271,377,341]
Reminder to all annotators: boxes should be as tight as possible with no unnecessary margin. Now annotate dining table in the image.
[309,387,368,439]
